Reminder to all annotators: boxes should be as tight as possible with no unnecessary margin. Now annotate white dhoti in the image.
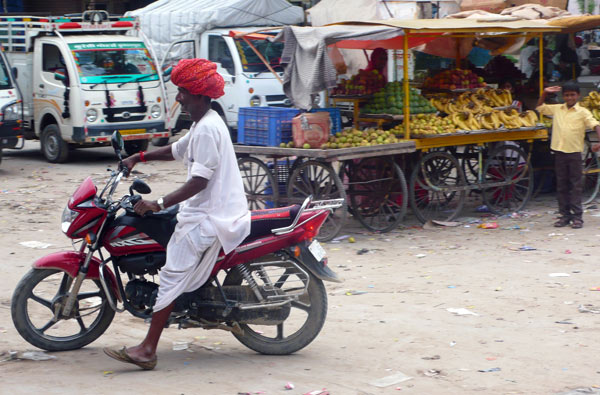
[153,225,221,312]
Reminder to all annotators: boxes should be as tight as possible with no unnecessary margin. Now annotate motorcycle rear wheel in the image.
[224,261,328,355]
[11,269,115,351]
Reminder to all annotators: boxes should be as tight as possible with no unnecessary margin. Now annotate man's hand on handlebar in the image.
[120,154,139,177]
[133,199,161,216]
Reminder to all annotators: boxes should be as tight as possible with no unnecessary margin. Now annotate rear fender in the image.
[32,251,121,301]
[296,241,342,283]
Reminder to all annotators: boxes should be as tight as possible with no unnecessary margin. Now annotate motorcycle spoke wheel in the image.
[11,269,115,351]
[224,260,328,355]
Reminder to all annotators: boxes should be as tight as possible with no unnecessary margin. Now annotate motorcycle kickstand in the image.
[213,277,236,317]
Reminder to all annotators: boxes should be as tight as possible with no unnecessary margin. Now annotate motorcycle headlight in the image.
[249,95,261,107]
[61,205,79,234]
[2,101,21,121]
[86,109,98,123]
[151,104,161,118]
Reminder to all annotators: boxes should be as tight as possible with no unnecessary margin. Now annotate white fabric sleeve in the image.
[189,129,220,180]
[171,127,193,161]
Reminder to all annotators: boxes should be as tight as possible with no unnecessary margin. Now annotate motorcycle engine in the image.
[125,279,158,310]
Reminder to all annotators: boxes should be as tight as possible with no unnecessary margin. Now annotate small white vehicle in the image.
[0,11,169,162]
[159,27,291,139]
[0,45,22,167]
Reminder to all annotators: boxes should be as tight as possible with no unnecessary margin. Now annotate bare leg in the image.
[125,301,175,361]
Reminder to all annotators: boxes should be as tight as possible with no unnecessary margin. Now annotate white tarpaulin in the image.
[128,0,304,61]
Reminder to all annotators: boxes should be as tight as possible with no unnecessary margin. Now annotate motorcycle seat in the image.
[243,205,301,243]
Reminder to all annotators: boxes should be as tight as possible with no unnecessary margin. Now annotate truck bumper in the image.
[0,120,22,148]
[72,121,168,143]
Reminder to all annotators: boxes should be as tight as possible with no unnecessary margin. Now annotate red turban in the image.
[171,59,225,99]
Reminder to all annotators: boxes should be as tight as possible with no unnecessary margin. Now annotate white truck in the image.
[159,27,293,140]
[129,0,305,144]
[0,45,22,167]
[0,11,169,162]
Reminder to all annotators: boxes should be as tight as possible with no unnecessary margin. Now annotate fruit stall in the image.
[231,17,600,238]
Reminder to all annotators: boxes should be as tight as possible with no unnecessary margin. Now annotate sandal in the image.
[554,217,570,227]
[103,347,157,370]
[571,219,583,229]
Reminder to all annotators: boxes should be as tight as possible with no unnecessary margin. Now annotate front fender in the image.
[32,251,121,301]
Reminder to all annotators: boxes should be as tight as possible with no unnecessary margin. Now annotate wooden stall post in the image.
[539,33,544,97]
[403,32,410,140]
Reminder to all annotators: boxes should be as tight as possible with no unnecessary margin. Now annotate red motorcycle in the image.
[11,132,342,355]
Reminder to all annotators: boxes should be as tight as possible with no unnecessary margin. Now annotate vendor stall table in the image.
[235,141,416,241]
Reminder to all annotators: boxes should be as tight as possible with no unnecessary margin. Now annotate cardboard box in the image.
[460,0,508,13]
[507,0,568,10]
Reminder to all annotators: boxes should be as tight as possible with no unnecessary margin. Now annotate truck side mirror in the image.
[54,71,66,82]
[11,67,17,80]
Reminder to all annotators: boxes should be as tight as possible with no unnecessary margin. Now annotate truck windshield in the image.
[69,42,158,84]
[234,37,284,73]
[0,54,12,89]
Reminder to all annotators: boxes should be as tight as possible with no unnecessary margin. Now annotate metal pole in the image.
[404,32,410,140]
[539,33,544,97]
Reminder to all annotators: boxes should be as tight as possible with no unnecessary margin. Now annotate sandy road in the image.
[1,141,600,395]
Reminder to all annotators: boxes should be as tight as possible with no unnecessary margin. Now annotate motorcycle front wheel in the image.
[224,261,328,355]
[11,269,115,351]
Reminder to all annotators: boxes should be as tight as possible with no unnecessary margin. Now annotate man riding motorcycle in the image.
[103,58,250,370]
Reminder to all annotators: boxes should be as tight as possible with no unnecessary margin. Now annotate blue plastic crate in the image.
[309,108,342,135]
[238,107,300,146]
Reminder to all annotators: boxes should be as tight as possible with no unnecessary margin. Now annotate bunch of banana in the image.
[488,89,512,107]
[477,112,501,130]
[580,92,600,120]
[517,110,539,127]
[451,112,481,130]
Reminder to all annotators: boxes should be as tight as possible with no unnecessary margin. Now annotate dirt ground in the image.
[1,141,600,395]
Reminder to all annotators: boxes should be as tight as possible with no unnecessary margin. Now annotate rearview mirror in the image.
[130,178,151,195]
[54,70,66,81]
[111,131,124,155]
[163,67,172,77]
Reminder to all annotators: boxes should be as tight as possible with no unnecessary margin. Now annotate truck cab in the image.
[0,12,169,163]
[161,27,292,138]
[0,45,22,166]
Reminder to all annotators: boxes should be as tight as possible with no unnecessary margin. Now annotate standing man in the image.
[536,82,600,229]
[104,59,250,369]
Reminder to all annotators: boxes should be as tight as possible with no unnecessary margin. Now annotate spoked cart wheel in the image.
[347,156,408,232]
[481,143,533,214]
[582,137,600,204]
[287,160,347,242]
[238,157,279,210]
[409,151,467,223]
[460,144,484,185]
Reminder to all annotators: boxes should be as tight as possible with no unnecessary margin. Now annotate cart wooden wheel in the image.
[238,157,279,210]
[409,151,466,223]
[582,138,600,204]
[482,144,533,214]
[287,160,347,242]
[347,156,407,232]
[460,144,483,185]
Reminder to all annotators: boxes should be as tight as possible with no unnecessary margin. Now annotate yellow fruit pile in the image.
[579,91,600,120]
[451,109,539,131]
[429,88,512,115]
[322,128,402,149]
[392,113,457,136]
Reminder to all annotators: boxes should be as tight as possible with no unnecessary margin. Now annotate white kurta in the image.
[153,109,250,312]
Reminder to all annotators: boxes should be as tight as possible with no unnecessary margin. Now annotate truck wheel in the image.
[41,124,69,163]
[124,139,149,157]
[151,137,170,147]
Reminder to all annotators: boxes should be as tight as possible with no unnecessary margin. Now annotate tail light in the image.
[301,211,328,241]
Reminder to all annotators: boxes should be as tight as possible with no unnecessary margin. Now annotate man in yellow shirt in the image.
[537,82,600,228]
